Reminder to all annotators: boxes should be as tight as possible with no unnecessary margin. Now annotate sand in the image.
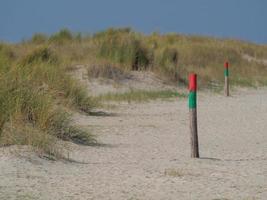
[72,65,178,96]
[0,87,266,200]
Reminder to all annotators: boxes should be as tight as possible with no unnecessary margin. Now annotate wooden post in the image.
[224,61,229,96]
[189,73,199,158]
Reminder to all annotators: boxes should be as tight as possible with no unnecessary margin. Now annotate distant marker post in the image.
[188,73,199,158]
[224,61,230,96]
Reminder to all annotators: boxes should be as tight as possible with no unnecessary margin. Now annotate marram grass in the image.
[94,90,186,103]
[0,44,96,157]
[1,27,267,156]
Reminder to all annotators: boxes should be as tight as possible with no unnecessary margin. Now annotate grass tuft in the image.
[20,46,58,66]
[94,90,186,103]
[0,42,96,157]
[49,28,74,44]
[93,28,152,70]
[48,111,96,145]
[31,33,48,44]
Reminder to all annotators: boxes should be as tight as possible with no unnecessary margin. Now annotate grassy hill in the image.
[1,28,267,156]
[27,28,267,86]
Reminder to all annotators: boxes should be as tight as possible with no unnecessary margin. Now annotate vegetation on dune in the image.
[31,28,267,88]
[93,28,152,71]
[0,43,96,157]
[153,47,179,82]
[1,27,267,155]
[94,90,186,103]
[24,28,267,88]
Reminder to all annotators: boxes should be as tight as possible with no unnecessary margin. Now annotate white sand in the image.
[0,88,267,200]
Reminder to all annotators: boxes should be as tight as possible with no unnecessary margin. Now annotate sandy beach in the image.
[0,88,266,200]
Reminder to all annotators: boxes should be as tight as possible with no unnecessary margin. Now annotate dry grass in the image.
[21,28,267,89]
[94,90,186,103]
[1,28,267,156]
[0,42,96,157]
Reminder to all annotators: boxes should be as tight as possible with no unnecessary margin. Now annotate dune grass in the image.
[87,29,267,88]
[0,43,96,157]
[24,28,267,89]
[1,28,267,156]
[94,90,186,103]
[92,28,152,71]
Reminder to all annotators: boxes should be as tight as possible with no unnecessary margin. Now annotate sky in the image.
[0,0,266,44]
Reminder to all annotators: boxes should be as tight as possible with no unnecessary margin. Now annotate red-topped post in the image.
[224,61,230,96]
[188,73,199,158]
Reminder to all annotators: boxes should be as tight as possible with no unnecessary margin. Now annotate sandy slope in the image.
[0,88,267,200]
[72,65,177,96]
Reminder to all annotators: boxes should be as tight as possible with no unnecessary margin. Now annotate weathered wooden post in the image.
[189,73,199,158]
[224,61,229,96]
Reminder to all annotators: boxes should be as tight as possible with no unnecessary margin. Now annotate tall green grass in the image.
[93,28,152,70]
[153,47,179,82]
[94,90,186,103]
[0,44,96,156]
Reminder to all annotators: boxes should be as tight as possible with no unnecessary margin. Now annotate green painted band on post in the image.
[189,91,197,108]
[224,69,229,77]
